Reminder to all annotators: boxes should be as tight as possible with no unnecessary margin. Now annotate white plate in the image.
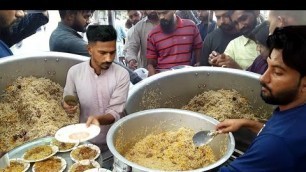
[32,156,66,172]
[68,160,100,172]
[50,138,79,152]
[22,145,59,163]
[55,123,101,143]
[70,144,101,162]
[1,158,30,172]
[84,168,112,172]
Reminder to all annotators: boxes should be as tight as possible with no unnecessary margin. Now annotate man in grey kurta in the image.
[62,25,130,152]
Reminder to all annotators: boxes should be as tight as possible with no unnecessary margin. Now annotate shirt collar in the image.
[87,60,111,76]
[242,35,254,46]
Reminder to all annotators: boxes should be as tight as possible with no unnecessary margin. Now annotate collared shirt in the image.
[147,16,203,69]
[63,60,130,151]
[49,22,88,56]
[125,16,157,68]
[224,35,259,70]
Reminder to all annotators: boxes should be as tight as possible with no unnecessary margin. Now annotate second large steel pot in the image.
[125,67,275,152]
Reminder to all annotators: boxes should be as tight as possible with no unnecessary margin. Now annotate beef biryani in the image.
[0,76,79,152]
[122,127,216,171]
[182,89,270,121]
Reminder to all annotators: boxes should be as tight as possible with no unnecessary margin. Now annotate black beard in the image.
[72,22,87,33]
[160,18,175,34]
[243,19,258,38]
[260,81,300,105]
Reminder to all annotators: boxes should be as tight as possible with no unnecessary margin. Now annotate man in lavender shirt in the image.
[62,25,130,152]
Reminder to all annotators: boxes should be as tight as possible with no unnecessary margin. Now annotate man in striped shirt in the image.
[146,10,203,76]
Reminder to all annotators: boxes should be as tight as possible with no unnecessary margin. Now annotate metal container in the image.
[107,108,235,172]
[0,52,88,90]
[0,52,115,169]
[125,67,275,152]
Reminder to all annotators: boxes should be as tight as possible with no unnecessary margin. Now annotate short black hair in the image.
[267,25,306,77]
[86,25,117,43]
[58,10,95,19]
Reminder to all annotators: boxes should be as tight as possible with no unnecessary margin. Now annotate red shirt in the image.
[147,16,202,69]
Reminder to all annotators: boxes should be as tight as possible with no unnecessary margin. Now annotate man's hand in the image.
[216,119,264,134]
[209,51,242,69]
[86,116,100,127]
[194,62,200,67]
[216,119,244,133]
[62,101,78,114]
[128,59,138,70]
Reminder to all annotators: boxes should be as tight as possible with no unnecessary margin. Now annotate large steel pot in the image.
[0,52,88,90]
[107,108,235,172]
[125,67,275,152]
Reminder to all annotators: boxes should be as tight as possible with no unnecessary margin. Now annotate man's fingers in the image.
[86,117,93,127]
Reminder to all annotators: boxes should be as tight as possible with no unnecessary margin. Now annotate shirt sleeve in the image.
[125,26,141,62]
[200,35,212,66]
[224,40,235,58]
[63,66,78,99]
[105,69,130,121]
[219,134,295,172]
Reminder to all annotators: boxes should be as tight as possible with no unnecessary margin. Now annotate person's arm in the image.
[86,113,115,126]
[219,39,242,69]
[200,36,212,66]
[146,32,158,76]
[193,24,203,66]
[219,134,294,171]
[147,59,157,76]
[125,26,140,70]
[2,11,49,47]
[211,53,242,69]
[62,67,78,115]
[193,48,202,66]
[216,119,264,134]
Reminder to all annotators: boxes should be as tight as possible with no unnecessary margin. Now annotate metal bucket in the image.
[107,108,235,172]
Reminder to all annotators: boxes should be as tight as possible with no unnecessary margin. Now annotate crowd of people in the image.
[1,10,306,171]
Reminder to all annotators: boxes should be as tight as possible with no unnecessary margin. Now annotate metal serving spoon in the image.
[192,130,221,147]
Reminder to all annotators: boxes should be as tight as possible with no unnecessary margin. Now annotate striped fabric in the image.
[147,16,202,69]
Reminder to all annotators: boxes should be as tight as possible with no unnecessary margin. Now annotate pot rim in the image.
[128,67,261,100]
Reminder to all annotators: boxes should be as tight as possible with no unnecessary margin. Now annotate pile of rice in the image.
[123,127,216,171]
[0,76,79,152]
[182,89,269,121]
